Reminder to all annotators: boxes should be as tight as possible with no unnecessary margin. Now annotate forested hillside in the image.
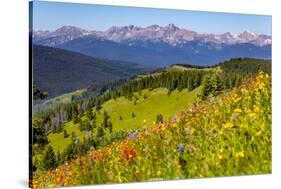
[33,45,152,98]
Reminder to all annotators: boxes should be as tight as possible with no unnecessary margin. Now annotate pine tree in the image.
[96,126,105,140]
[42,145,57,170]
[156,114,164,124]
[86,108,94,120]
[63,129,69,138]
[108,121,113,133]
[132,112,136,118]
[102,111,110,128]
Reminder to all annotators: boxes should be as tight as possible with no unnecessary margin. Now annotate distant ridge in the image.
[33,45,152,98]
[33,24,271,47]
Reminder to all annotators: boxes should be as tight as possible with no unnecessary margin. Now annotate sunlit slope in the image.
[48,87,201,153]
[33,72,271,188]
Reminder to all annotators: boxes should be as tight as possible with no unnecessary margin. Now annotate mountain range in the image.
[33,24,271,66]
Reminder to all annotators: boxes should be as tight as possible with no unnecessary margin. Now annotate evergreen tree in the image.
[63,129,69,138]
[86,108,94,120]
[156,114,164,124]
[95,99,102,111]
[96,126,105,139]
[132,112,136,118]
[42,145,57,170]
[102,111,110,128]
[108,121,113,133]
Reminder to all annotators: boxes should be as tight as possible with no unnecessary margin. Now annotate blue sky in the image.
[31,1,272,35]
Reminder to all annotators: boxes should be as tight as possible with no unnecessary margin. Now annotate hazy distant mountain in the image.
[33,24,271,66]
[33,45,151,97]
[33,26,93,46]
[33,24,271,46]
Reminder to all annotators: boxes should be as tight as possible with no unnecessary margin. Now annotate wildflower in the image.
[248,112,256,118]
[235,151,245,158]
[223,122,234,129]
[255,131,262,137]
[129,149,136,158]
[123,150,129,159]
[178,144,184,153]
[218,155,224,160]
[253,105,261,113]
[160,124,166,131]
[233,108,242,113]
[156,170,161,176]
[129,132,138,139]
[123,148,136,160]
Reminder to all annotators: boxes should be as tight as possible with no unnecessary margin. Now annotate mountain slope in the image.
[31,71,271,188]
[32,45,151,98]
[56,36,271,67]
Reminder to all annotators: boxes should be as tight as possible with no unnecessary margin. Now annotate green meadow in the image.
[48,87,201,153]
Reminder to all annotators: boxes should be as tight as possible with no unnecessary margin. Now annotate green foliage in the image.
[96,127,105,140]
[132,112,136,118]
[200,74,224,99]
[42,145,57,170]
[79,119,93,132]
[33,84,48,100]
[217,58,271,74]
[86,108,95,120]
[63,130,69,138]
[156,114,164,124]
[102,111,110,128]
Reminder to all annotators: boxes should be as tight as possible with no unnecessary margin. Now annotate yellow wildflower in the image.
[253,105,261,113]
[248,112,256,118]
[223,122,234,129]
[235,151,245,158]
[255,131,262,137]
[240,123,247,128]
[233,95,241,103]
[156,170,161,177]
[233,108,242,113]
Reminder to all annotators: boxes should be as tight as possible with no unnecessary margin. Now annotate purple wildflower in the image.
[178,144,184,153]
[129,132,138,139]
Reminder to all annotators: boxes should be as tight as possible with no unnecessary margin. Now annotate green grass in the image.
[47,87,201,153]
[136,65,218,79]
[48,121,86,153]
[44,89,86,105]
[96,87,201,131]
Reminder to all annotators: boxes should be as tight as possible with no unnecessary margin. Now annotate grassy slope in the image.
[48,87,201,153]
[137,65,219,79]
[44,89,86,105]
[32,72,271,188]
